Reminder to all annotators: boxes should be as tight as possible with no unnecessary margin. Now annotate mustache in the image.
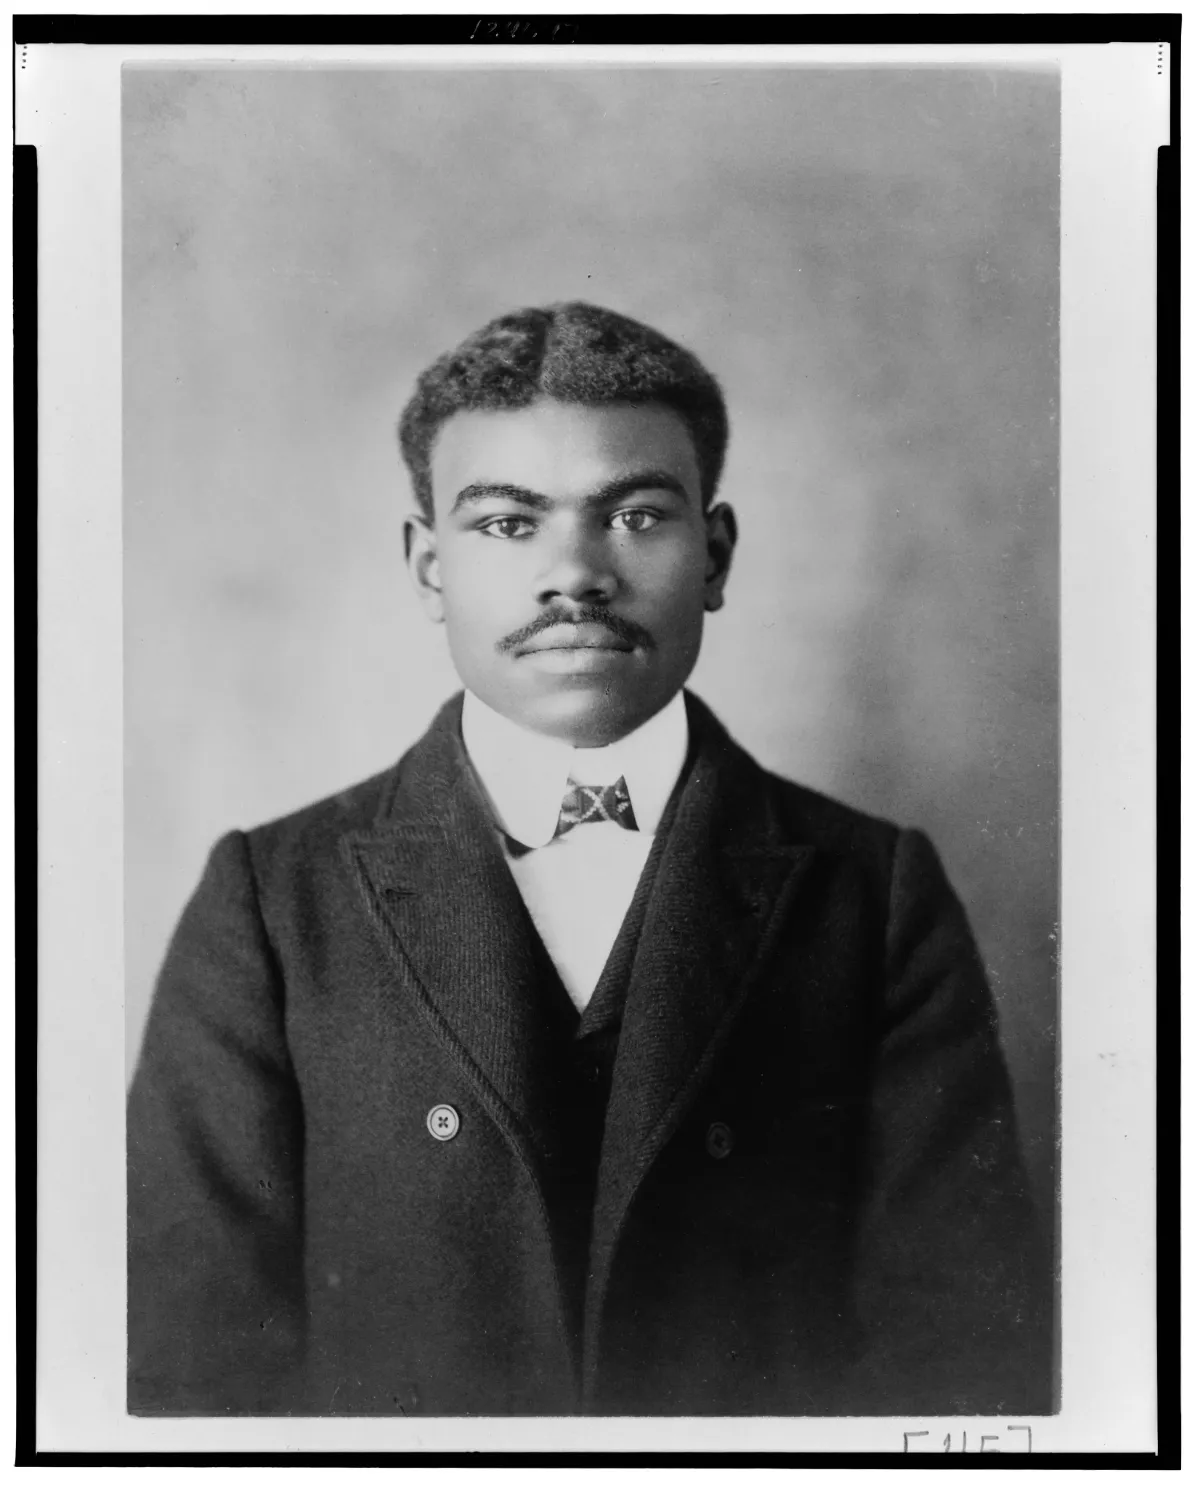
[497,604,654,654]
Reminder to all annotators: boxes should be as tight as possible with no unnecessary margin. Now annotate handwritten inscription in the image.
[904,1425,1032,1452]
[469,19,579,43]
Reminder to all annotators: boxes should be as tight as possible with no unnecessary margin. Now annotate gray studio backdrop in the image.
[124,66,1059,1223]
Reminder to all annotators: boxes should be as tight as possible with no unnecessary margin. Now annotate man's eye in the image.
[480,516,535,539]
[609,509,660,533]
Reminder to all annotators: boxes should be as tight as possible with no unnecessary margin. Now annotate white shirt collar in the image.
[461,689,689,850]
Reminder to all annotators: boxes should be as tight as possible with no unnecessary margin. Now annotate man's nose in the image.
[534,526,618,605]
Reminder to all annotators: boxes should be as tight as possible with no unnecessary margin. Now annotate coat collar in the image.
[343,691,815,1386]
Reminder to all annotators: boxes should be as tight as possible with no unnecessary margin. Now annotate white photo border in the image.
[22,32,1167,1458]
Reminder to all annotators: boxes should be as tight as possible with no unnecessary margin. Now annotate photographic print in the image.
[122,62,1061,1422]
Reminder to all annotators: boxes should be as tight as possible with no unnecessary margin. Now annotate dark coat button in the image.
[705,1121,734,1159]
[426,1104,460,1141]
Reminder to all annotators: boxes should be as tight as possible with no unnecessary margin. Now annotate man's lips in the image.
[516,624,636,654]
[497,606,653,656]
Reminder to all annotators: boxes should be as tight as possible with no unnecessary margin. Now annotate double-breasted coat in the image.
[127,693,1052,1416]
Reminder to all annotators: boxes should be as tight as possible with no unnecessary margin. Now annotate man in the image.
[128,302,1051,1417]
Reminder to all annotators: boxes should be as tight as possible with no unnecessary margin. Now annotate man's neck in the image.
[460,690,689,850]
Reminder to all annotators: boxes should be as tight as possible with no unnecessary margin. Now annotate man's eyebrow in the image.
[450,483,552,514]
[584,471,693,507]
[450,471,693,516]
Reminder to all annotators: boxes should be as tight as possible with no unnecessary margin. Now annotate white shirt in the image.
[461,690,689,1013]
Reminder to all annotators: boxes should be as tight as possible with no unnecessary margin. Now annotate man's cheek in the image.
[453,548,528,599]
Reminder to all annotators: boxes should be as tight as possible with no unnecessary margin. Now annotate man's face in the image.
[406,398,736,746]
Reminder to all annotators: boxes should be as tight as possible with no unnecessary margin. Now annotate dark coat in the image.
[128,692,1052,1417]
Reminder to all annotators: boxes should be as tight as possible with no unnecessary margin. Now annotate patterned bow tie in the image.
[554,777,639,839]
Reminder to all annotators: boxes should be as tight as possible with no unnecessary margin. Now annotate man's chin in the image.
[484,679,665,748]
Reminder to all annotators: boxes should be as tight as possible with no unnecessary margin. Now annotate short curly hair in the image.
[398,302,728,518]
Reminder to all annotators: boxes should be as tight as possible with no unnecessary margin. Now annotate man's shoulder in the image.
[227,697,462,889]
[760,763,898,855]
[740,760,903,906]
[217,765,398,904]
[690,693,900,869]
[246,761,398,848]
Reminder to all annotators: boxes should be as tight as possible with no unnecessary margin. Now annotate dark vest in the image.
[510,772,688,1365]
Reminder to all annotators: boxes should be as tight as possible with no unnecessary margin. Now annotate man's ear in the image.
[404,514,445,624]
[702,502,737,613]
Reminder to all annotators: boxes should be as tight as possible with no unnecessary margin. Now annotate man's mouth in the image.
[516,624,637,655]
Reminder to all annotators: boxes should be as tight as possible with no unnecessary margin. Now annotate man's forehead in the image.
[429,400,702,502]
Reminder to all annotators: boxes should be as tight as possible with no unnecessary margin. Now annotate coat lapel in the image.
[582,698,816,1396]
[341,697,562,1164]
